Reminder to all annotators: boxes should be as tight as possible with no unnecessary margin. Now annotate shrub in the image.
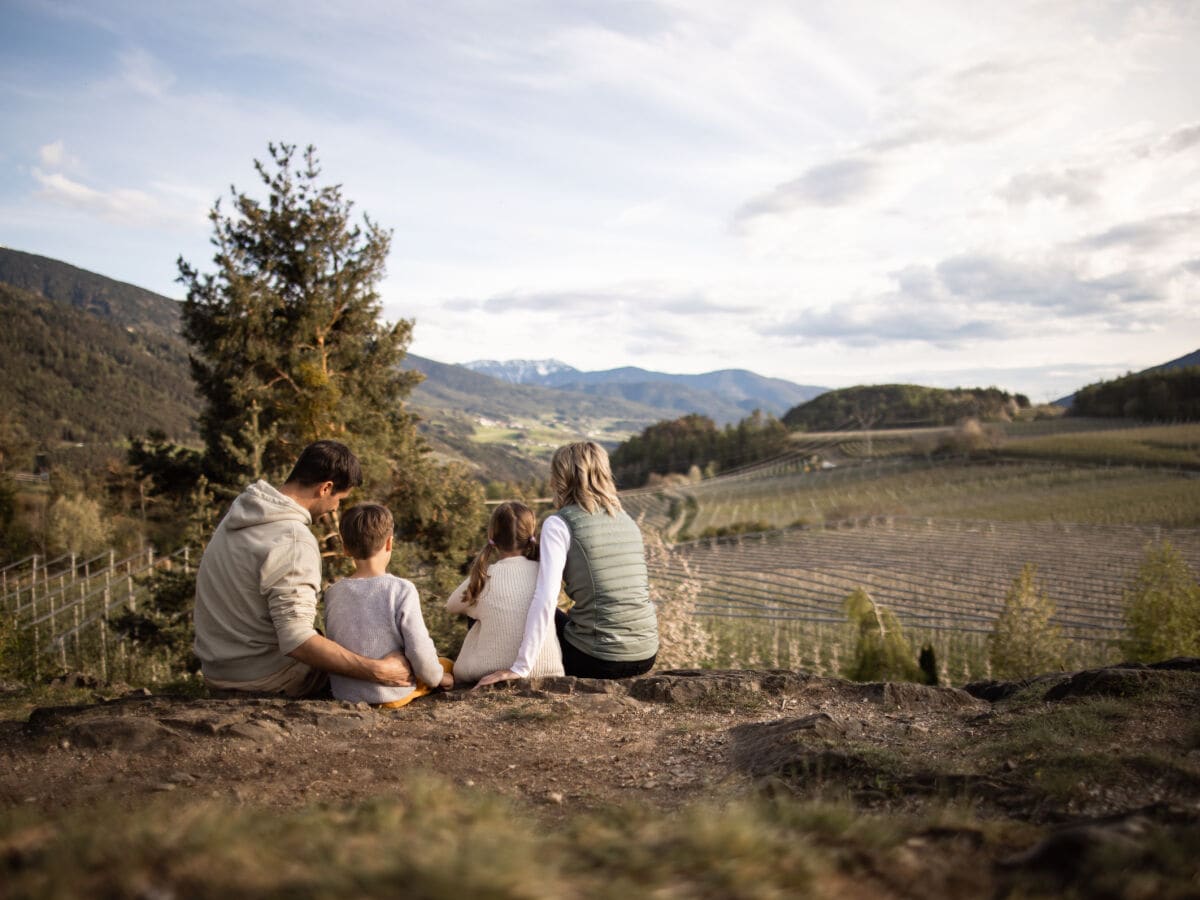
[644,525,712,669]
[987,563,1063,679]
[45,492,112,558]
[841,588,921,682]
[1120,542,1200,662]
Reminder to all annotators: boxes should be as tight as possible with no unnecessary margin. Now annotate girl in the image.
[476,442,658,685]
[446,501,564,683]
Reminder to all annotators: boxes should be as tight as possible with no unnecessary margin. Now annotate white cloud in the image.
[32,168,204,229]
[115,48,175,98]
[38,140,71,169]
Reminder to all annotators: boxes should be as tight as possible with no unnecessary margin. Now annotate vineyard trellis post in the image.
[31,554,40,679]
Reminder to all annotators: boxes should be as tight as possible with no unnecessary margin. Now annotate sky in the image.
[2,0,1198,402]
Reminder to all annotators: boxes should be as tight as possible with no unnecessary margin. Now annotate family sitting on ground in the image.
[192,439,659,704]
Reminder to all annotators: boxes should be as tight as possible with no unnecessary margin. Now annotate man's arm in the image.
[287,634,413,686]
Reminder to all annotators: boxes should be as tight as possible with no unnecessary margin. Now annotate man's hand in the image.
[288,636,415,686]
[372,652,414,687]
[474,668,520,689]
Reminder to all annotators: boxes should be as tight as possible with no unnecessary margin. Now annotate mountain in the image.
[1146,348,1200,372]
[409,356,662,424]
[463,359,827,424]
[0,248,665,481]
[462,358,578,383]
[1054,348,1200,407]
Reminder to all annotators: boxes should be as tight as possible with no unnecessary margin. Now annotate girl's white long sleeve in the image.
[510,515,569,677]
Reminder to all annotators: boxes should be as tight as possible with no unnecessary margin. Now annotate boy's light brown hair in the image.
[339,503,394,560]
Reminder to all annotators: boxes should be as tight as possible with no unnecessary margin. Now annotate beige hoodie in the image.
[193,480,321,681]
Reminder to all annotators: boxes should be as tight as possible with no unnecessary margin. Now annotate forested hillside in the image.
[0,281,198,451]
[0,247,181,337]
[1070,366,1200,420]
[783,384,1026,431]
[609,412,791,487]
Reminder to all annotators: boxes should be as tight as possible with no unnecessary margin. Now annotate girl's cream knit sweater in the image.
[446,556,565,682]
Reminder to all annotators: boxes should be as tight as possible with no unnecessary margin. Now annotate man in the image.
[194,440,412,696]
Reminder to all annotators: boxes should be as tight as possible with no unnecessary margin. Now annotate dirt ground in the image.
[2,665,1199,897]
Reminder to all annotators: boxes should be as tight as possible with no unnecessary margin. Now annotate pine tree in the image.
[177,142,422,490]
[987,563,1063,679]
[1120,541,1200,662]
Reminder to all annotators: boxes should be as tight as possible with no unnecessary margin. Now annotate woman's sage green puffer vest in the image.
[557,504,659,661]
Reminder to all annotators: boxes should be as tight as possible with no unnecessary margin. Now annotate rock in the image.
[630,670,806,705]
[852,682,985,711]
[221,720,287,743]
[1148,657,1200,671]
[68,718,182,751]
[1042,666,1177,701]
[729,714,875,782]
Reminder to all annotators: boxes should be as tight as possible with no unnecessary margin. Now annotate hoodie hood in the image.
[223,480,312,531]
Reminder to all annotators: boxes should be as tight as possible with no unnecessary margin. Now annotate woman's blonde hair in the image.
[550,441,622,515]
[463,501,539,606]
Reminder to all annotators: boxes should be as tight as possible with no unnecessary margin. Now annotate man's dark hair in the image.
[340,503,394,560]
[284,441,363,492]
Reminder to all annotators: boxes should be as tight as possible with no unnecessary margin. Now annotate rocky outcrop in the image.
[965,658,1200,703]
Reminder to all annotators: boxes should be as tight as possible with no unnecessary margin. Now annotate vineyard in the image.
[622,457,1200,536]
[626,424,1200,681]
[0,547,189,681]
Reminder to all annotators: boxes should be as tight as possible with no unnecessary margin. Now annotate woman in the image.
[477,441,658,685]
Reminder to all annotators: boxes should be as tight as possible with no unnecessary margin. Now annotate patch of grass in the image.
[985,697,1135,762]
[495,702,571,723]
[690,684,772,713]
[0,682,99,722]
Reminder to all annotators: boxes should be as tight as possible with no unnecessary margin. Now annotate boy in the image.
[324,502,453,707]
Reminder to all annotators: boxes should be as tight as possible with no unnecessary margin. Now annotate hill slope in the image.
[0,246,181,337]
[783,383,1022,430]
[0,281,199,448]
[1054,347,1200,407]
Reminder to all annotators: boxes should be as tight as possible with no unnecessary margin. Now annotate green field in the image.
[468,415,640,459]
[999,423,1200,469]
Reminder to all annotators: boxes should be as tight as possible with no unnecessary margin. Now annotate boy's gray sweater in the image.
[323,574,444,704]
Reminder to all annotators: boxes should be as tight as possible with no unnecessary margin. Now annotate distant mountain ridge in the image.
[464,359,578,383]
[464,358,827,424]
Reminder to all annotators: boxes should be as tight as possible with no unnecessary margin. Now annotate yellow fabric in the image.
[374,657,454,709]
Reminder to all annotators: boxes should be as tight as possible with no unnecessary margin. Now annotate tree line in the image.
[608,411,792,488]
[1069,366,1200,421]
